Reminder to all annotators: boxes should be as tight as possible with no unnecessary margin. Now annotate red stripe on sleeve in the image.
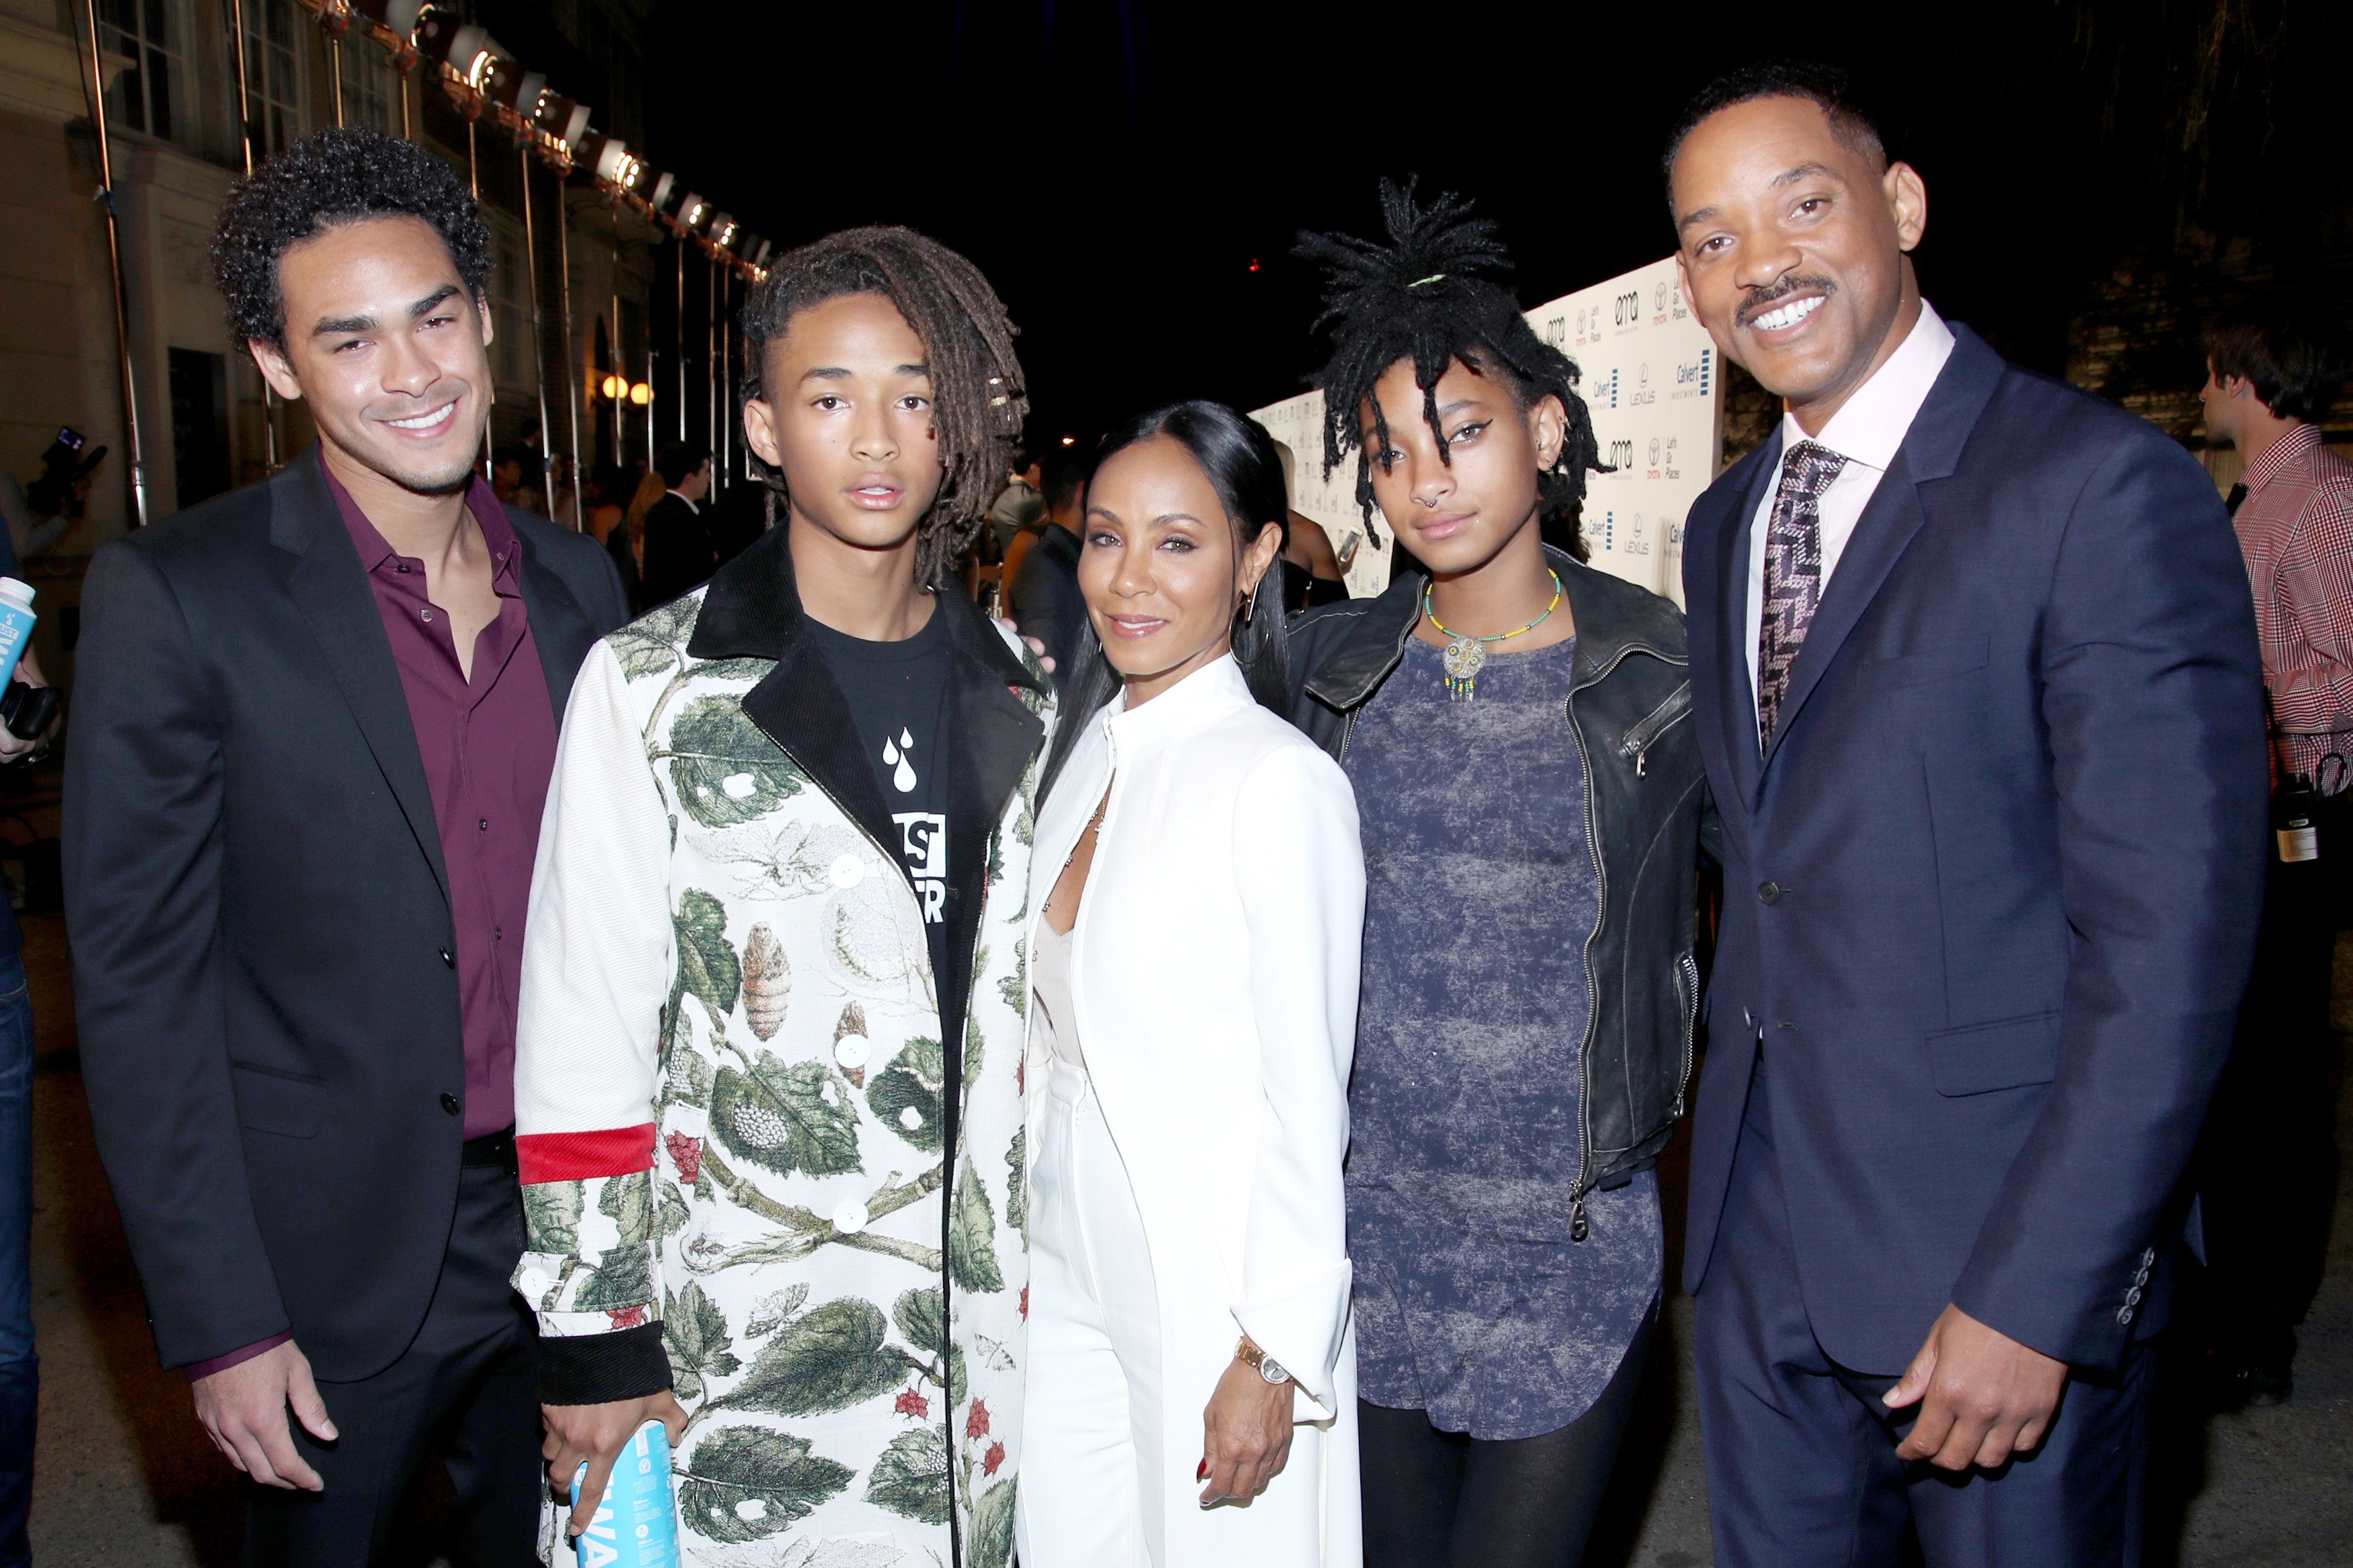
[517,1124,657,1184]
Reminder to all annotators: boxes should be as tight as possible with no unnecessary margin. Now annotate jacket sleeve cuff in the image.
[183,1331,293,1382]
[1234,1260,1352,1418]
[538,1322,673,1406]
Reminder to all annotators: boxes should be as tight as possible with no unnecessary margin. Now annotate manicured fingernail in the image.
[1196,1458,1209,1481]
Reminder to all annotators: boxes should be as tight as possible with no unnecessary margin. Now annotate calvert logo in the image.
[1670,348,1713,400]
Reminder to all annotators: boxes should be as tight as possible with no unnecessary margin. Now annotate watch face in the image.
[1258,1356,1289,1385]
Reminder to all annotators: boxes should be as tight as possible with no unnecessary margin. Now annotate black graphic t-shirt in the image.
[807,606,955,985]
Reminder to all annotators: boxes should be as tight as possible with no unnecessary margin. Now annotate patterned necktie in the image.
[1757,440,1849,751]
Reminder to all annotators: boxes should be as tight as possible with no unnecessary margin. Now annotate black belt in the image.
[462,1126,518,1173]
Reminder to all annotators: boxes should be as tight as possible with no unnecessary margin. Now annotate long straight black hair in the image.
[1038,399,1294,800]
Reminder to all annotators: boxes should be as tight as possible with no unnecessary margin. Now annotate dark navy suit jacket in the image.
[1682,324,2268,1374]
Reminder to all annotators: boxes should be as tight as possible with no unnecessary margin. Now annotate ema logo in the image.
[1543,314,1568,348]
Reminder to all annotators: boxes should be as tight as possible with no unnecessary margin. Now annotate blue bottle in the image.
[569,1420,681,1568]
[0,579,34,690]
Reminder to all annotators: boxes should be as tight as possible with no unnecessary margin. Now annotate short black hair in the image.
[1295,178,1603,556]
[492,444,529,474]
[1041,450,1087,514]
[2205,290,2350,427]
[1008,445,1038,476]
[656,441,710,489]
[738,227,1027,585]
[1662,59,1889,196]
[210,125,491,352]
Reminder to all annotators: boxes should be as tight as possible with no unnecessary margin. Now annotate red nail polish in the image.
[1197,1458,1209,1481]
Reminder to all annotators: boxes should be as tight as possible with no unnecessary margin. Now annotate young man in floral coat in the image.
[512,228,1051,1565]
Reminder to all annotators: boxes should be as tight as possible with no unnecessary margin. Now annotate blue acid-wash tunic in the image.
[1343,632,1663,1440]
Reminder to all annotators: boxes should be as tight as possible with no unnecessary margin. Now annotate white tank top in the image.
[1031,920,1085,1069]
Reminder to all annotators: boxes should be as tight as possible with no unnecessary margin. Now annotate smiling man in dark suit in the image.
[63,127,628,1565]
[1667,62,2268,1567]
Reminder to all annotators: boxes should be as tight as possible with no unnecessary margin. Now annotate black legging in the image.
[1358,1304,1655,1568]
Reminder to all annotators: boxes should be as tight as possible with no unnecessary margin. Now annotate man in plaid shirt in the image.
[2196,290,2352,1409]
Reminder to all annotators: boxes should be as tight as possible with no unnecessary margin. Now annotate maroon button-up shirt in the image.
[323,455,558,1139]
[189,457,561,1382]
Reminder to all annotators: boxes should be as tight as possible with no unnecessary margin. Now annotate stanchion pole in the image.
[225,0,277,470]
[706,252,718,470]
[76,0,151,528]
[675,239,687,442]
[329,34,345,125]
[518,142,555,517]
[555,176,585,530]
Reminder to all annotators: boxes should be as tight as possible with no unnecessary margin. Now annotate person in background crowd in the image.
[637,439,716,605]
[490,443,532,510]
[1286,180,1699,1568]
[614,466,665,612]
[2195,290,2353,1408]
[1018,400,1362,1566]
[986,443,1045,561]
[1670,62,2265,1567]
[515,226,1044,1561]
[0,430,104,563]
[0,467,60,1568]
[1008,449,1088,676]
[1269,441,1350,612]
[585,462,628,547]
[62,126,629,1567]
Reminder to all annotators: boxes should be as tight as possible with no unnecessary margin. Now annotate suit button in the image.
[439,948,455,968]
[439,1092,461,1116]
[1758,881,1782,905]
[2117,1304,2136,1327]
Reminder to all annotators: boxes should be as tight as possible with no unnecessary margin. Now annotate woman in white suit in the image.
[1016,400,1366,1567]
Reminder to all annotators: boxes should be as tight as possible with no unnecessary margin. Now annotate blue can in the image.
[569,1419,680,1568]
[0,579,36,691]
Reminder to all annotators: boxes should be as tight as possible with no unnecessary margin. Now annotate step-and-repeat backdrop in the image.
[1253,255,1723,608]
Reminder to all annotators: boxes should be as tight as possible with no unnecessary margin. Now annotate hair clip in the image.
[1409,273,1447,288]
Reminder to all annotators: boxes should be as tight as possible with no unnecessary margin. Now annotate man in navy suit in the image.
[1668,62,2268,1566]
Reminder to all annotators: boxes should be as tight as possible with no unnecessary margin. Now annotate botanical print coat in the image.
[510,572,1048,1568]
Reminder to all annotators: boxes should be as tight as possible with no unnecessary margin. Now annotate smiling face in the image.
[1361,354,1564,577]
[250,214,493,496]
[743,291,943,552]
[1080,435,1282,705]
[1671,95,1926,428]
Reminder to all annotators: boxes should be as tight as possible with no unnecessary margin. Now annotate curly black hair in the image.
[1295,178,1604,556]
[738,227,1027,585]
[210,125,492,351]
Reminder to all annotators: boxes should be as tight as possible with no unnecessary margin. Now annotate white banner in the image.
[1254,254,1721,608]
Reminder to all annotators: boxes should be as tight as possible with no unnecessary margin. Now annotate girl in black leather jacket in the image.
[1284,182,1708,1568]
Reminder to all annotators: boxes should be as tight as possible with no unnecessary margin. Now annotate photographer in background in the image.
[2196,290,2353,1408]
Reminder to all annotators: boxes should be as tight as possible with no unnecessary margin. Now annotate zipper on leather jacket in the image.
[1619,681,1693,779]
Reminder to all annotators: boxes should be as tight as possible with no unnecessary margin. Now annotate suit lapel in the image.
[1757,326,2008,777]
[1714,435,1780,812]
[514,522,593,724]
[269,456,449,905]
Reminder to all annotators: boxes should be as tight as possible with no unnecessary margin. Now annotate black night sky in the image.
[596,0,2352,449]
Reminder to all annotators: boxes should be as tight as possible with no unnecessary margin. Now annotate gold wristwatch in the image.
[1236,1337,1291,1386]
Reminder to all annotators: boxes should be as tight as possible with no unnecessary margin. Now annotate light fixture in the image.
[647,172,676,212]
[708,213,738,249]
[574,131,639,188]
[600,373,627,401]
[629,382,652,406]
[535,93,592,149]
[481,56,545,115]
[677,193,710,232]
[750,239,773,268]
[413,10,492,76]
[1060,435,1077,446]
[351,0,429,33]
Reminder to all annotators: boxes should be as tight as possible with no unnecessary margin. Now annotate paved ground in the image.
[18,897,2353,1565]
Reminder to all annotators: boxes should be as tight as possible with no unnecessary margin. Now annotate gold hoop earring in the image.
[1242,575,1263,625]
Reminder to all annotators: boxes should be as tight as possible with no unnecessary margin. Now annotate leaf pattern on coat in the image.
[523,1180,584,1258]
[674,1425,851,1543]
[673,889,742,1035]
[996,935,1026,1017]
[712,1053,862,1178]
[863,1426,950,1524]
[608,598,700,679]
[970,1476,1018,1568]
[741,922,790,1040]
[719,1297,908,1417]
[663,695,806,829]
[947,1154,1004,1294]
[663,1281,743,1403]
[864,1033,943,1154]
[1004,1128,1027,1236]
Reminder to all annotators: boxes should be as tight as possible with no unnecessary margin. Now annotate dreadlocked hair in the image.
[738,226,1027,584]
[1295,178,1604,557]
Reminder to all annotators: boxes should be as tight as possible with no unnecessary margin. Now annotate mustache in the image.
[1735,276,1837,329]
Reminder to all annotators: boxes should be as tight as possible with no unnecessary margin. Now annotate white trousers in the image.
[1016,1058,1166,1568]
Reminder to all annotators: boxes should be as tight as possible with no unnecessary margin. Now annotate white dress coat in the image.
[1021,654,1366,1565]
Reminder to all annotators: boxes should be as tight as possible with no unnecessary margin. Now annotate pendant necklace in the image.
[1425,571,1564,701]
